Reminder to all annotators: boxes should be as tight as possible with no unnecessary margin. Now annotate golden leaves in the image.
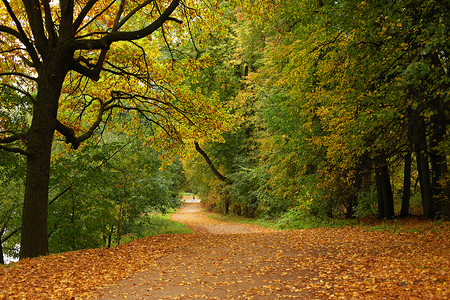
[0,220,448,299]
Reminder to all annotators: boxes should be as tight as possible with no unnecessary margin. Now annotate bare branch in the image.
[75,0,116,35]
[55,98,111,149]
[115,0,154,30]
[0,144,29,156]
[70,0,181,50]
[194,141,229,183]
[0,132,27,144]
[0,72,37,82]
[21,0,48,55]
[59,0,74,41]
[0,25,25,44]
[42,0,57,45]
[0,23,40,69]
[0,83,36,103]
[112,0,126,31]
[73,0,99,32]
[71,48,108,81]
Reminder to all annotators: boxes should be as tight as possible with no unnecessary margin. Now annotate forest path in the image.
[169,201,276,234]
[98,203,449,299]
[0,203,447,299]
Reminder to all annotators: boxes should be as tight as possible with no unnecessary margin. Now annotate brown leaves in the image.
[1,221,448,299]
[0,235,183,299]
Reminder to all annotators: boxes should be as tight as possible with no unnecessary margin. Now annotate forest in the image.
[0,0,448,263]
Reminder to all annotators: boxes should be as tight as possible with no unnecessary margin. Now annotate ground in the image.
[0,202,448,299]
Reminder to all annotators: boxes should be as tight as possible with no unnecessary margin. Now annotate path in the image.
[169,202,275,234]
[98,203,449,299]
[0,204,447,299]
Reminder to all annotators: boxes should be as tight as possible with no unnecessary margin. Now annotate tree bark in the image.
[194,142,230,183]
[0,228,4,265]
[400,151,412,217]
[430,112,449,218]
[375,158,394,219]
[413,117,434,219]
[19,51,70,259]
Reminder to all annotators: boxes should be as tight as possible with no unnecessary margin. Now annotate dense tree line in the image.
[188,0,448,222]
[0,0,448,262]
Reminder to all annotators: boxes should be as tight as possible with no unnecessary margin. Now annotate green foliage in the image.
[43,128,186,254]
[186,0,449,224]
[0,150,24,261]
[203,211,277,229]
[276,208,359,230]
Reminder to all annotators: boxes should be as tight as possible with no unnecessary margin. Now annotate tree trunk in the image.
[116,199,123,246]
[375,158,394,219]
[0,229,4,265]
[345,154,370,219]
[430,112,449,218]
[400,151,412,217]
[19,52,70,259]
[71,194,76,251]
[414,117,434,219]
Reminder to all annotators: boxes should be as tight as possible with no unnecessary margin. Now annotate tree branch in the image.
[0,144,29,156]
[71,48,108,81]
[0,132,27,144]
[55,98,110,149]
[0,226,21,244]
[42,0,57,45]
[48,185,72,206]
[0,132,29,156]
[70,0,181,50]
[0,4,41,68]
[0,83,36,104]
[73,0,99,32]
[59,0,74,41]
[0,72,37,81]
[21,0,48,55]
[194,141,230,183]
[115,0,154,30]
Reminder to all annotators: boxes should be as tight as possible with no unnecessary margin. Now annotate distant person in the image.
[193,196,195,201]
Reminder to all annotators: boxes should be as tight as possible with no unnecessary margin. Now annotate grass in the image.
[363,218,448,235]
[203,211,278,229]
[144,212,193,236]
[117,211,193,245]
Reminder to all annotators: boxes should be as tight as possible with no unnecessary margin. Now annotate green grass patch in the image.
[144,212,193,236]
[276,215,359,230]
[203,211,278,229]
[117,211,193,245]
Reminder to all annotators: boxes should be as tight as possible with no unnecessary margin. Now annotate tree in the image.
[0,0,230,259]
[229,0,448,220]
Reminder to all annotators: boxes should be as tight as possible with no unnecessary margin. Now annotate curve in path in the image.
[170,202,275,234]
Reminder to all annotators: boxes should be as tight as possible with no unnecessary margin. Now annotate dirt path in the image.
[98,203,449,299]
[169,202,275,234]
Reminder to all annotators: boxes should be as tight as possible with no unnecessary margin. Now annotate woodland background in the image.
[0,0,448,263]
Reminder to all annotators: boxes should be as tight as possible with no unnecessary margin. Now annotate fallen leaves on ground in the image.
[0,206,448,299]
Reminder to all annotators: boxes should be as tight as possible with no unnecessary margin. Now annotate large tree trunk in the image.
[19,53,69,259]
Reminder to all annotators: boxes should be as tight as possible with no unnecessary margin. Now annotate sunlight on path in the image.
[170,202,275,234]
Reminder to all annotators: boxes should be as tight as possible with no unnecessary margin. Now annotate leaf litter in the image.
[0,203,448,299]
